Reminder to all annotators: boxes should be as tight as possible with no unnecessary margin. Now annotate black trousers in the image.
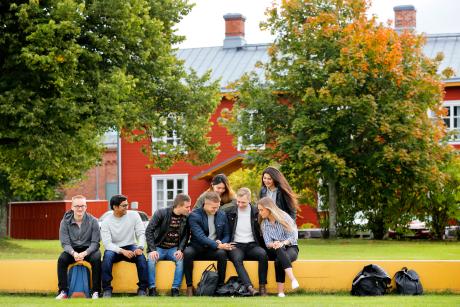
[227,242,268,286]
[267,245,299,283]
[57,248,101,293]
[183,244,228,287]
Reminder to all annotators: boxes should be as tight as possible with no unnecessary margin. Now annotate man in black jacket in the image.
[145,193,191,297]
[56,195,101,299]
[225,188,268,296]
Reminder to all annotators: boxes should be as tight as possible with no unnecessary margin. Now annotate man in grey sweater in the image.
[56,195,101,299]
[101,194,148,298]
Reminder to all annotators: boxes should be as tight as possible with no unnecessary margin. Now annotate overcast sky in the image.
[176,0,460,48]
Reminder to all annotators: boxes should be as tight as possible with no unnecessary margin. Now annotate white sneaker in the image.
[291,279,299,289]
[92,292,99,299]
[278,292,286,297]
[55,290,68,299]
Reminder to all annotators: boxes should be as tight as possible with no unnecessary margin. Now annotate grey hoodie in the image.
[59,210,100,256]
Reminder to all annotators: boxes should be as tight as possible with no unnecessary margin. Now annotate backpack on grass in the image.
[196,263,219,296]
[351,264,391,296]
[68,263,91,298]
[394,267,423,295]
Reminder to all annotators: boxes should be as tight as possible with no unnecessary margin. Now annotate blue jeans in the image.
[101,245,149,291]
[147,246,183,289]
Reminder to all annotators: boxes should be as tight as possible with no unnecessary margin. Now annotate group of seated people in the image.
[56,168,299,299]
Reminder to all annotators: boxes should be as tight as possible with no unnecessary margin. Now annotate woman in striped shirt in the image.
[257,197,299,297]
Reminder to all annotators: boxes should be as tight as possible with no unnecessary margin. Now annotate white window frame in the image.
[236,110,266,151]
[151,174,188,214]
[430,100,460,144]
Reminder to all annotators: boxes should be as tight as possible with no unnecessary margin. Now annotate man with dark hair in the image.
[101,194,148,298]
[225,188,268,296]
[145,193,191,297]
[183,191,233,296]
[56,195,101,299]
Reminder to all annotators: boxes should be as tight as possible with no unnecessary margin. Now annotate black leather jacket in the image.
[145,207,189,252]
[259,187,297,221]
[224,204,265,248]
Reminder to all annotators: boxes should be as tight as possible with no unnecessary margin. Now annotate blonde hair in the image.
[71,195,86,205]
[257,197,292,232]
[236,187,251,201]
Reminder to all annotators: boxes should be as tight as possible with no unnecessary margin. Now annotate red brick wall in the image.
[63,149,117,200]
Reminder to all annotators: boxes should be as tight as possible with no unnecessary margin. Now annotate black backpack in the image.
[351,264,391,296]
[215,276,252,297]
[196,264,219,296]
[394,267,423,295]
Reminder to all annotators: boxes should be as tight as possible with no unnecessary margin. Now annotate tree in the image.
[0,0,220,236]
[224,0,451,238]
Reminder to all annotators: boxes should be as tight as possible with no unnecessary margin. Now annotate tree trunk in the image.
[327,177,338,239]
[0,198,8,238]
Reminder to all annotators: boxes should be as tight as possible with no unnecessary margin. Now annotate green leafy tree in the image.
[224,0,451,238]
[0,0,220,236]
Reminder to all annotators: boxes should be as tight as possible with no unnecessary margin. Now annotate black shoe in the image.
[148,287,158,297]
[171,288,180,297]
[103,289,112,298]
[138,289,147,297]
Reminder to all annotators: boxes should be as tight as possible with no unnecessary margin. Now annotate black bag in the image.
[394,267,423,295]
[196,264,219,296]
[215,276,252,297]
[351,264,391,296]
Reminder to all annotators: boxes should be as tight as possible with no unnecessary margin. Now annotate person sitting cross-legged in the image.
[224,188,269,296]
[183,191,233,296]
[145,193,191,297]
[101,194,149,298]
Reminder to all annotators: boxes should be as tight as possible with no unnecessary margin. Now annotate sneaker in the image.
[103,289,112,298]
[137,289,147,297]
[278,292,286,298]
[55,290,68,300]
[291,279,299,289]
[171,287,180,297]
[148,287,158,297]
[91,292,99,299]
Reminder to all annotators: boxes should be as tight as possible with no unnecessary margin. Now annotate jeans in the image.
[267,245,299,283]
[228,242,268,286]
[147,246,184,289]
[101,245,148,291]
[57,248,101,293]
[183,244,228,287]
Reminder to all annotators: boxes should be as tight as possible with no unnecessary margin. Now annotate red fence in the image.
[8,200,108,239]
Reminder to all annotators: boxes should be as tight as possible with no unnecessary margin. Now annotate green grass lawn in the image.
[0,238,459,260]
[0,294,459,307]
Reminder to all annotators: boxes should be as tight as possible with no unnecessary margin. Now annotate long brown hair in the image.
[261,166,298,211]
[207,173,235,204]
[257,197,293,232]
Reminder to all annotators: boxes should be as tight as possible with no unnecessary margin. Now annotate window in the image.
[430,101,460,143]
[151,113,186,153]
[151,174,188,213]
[237,110,265,151]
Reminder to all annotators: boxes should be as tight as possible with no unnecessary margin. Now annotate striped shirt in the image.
[261,212,298,246]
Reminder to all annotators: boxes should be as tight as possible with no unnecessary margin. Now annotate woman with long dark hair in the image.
[259,166,298,220]
[194,173,236,210]
[257,197,299,297]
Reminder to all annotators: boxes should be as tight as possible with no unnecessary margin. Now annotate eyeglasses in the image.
[119,204,129,208]
[72,205,86,209]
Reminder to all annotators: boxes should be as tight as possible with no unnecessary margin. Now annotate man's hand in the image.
[217,243,234,251]
[174,250,184,261]
[120,249,135,259]
[149,251,160,261]
[134,248,144,256]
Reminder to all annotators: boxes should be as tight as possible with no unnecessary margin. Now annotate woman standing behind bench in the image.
[259,167,298,221]
[194,173,236,210]
[257,197,299,297]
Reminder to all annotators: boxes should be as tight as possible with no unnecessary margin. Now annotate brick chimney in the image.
[223,13,246,49]
[394,5,416,33]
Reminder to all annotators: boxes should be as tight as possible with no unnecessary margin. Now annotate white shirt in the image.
[101,210,146,253]
[234,206,255,243]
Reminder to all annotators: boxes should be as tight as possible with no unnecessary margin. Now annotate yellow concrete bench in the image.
[0,260,459,293]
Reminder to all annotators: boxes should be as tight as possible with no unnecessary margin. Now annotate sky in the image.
[176,0,460,48]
